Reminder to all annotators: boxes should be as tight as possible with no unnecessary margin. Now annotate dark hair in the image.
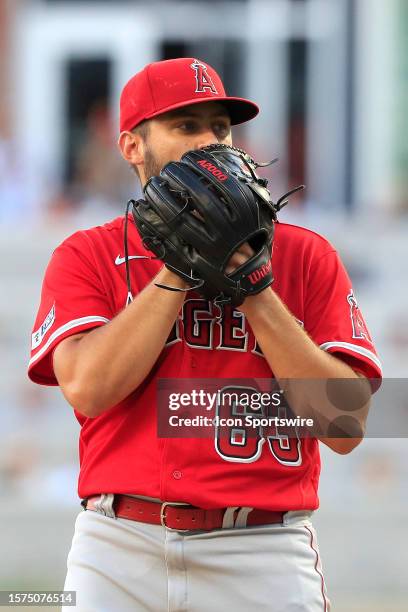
[132,120,150,140]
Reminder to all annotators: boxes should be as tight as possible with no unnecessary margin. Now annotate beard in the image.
[143,144,166,181]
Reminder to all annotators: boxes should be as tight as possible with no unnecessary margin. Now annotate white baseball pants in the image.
[63,507,330,611]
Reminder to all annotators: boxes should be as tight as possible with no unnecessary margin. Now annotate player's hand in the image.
[225,242,254,274]
[155,265,190,291]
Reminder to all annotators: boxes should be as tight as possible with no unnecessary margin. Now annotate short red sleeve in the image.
[28,231,113,385]
[304,249,382,382]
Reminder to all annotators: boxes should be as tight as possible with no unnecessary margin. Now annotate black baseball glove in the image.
[132,144,292,307]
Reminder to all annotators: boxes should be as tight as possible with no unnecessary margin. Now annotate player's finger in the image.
[226,243,254,274]
[237,242,254,257]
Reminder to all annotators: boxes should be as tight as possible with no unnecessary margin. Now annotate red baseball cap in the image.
[119,57,259,133]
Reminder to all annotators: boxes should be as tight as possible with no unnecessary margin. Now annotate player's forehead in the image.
[154,101,230,123]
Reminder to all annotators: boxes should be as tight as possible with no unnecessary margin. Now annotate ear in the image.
[118,130,144,165]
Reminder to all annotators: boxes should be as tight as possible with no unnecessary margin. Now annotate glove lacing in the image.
[123,199,204,303]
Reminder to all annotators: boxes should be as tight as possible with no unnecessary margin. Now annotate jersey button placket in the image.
[172,470,182,480]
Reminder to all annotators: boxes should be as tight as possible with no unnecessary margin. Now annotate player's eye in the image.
[177,121,198,133]
[213,122,230,139]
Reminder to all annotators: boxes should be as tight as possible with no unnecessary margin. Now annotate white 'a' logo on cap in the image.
[190,60,218,94]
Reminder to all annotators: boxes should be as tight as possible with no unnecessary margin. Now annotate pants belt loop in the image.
[234,507,254,528]
[222,506,239,529]
[94,493,116,519]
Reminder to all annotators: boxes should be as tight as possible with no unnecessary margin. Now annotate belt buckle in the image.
[160,501,192,531]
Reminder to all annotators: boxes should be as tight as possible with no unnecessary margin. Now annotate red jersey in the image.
[28,217,382,510]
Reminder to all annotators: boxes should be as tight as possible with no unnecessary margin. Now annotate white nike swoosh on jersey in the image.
[115,255,148,265]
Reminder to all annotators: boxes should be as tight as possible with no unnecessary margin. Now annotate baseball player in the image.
[28,58,382,611]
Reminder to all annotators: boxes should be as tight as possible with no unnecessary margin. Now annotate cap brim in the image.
[143,95,259,126]
[219,97,260,125]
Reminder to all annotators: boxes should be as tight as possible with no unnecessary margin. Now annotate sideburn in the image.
[143,144,164,182]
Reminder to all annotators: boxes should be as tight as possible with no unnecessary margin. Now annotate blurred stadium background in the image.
[0,0,407,610]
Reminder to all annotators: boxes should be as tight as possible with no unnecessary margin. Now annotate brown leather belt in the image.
[85,494,286,531]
